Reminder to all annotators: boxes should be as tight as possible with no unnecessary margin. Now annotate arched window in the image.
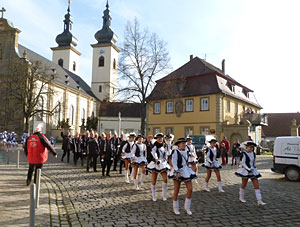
[113,59,116,69]
[82,108,85,121]
[36,97,44,121]
[72,61,76,71]
[99,85,102,93]
[58,59,64,67]
[69,105,74,125]
[54,102,61,125]
[98,56,104,67]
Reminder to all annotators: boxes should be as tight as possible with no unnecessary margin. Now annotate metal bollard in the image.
[16,149,20,169]
[30,183,36,227]
[35,169,41,208]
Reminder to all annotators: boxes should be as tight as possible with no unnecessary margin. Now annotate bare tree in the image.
[118,18,171,134]
[5,56,57,133]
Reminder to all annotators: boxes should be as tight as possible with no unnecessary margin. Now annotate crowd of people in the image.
[58,129,266,214]
[0,128,266,215]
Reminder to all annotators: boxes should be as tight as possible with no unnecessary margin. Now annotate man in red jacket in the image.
[220,136,230,165]
[24,125,57,186]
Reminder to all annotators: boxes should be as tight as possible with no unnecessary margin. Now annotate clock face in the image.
[99,49,105,55]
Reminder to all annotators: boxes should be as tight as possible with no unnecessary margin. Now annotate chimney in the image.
[190,55,193,61]
[222,59,225,74]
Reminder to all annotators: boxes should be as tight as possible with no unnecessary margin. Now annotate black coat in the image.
[100,139,113,161]
[81,136,89,152]
[71,138,82,153]
[61,132,72,150]
[87,138,99,155]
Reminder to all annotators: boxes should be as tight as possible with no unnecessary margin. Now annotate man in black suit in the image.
[87,131,99,172]
[100,133,113,176]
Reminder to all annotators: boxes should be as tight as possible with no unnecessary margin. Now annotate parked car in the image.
[271,136,300,181]
[189,135,215,163]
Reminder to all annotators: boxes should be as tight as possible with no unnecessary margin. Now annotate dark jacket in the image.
[145,140,153,163]
[100,139,113,161]
[61,132,72,150]
[71,137,81,153]
[87,138,99,155]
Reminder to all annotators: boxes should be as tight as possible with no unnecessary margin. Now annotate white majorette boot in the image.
[204,182,210,192]
[125,170,130,183]
[239,188,246,203]
[162,182,168,201]
[218,181,225,193]
[130,169,134,181]
[173,200,180,215]
[255,189,266,206]
[134,179,139,190]
[194,176,198,184]
[151,185,157,201]
[140,173,145,186]
[184,198,192,215]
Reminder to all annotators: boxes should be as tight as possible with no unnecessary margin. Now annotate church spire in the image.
[94,0,117,44]
[55,0,78,47]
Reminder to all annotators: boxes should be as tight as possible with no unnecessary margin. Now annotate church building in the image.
[0,2,100,136]
[0,2,142,137]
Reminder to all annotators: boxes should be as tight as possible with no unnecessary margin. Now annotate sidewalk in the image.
[0,165,51,227]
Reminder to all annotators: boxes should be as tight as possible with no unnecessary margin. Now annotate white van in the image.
[271,137,300,181]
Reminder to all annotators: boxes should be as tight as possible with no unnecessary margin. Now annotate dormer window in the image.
[243,89,250,98]
[227,82,235,93]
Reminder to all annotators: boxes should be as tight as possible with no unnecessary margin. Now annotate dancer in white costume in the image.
[235,141,266,206]
[186,137,198,184]
[121,133,136,183]
[202,138,225,192]
[131,135,147,190]
[146,133,170,201]
[169,138,197,215]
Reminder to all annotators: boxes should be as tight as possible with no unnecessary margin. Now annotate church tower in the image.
[91,1,119,101]
[51,1,81,74]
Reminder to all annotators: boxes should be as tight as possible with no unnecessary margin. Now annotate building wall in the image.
[147,93,263,143]
[147,94,218,139]
[99,116,141,135]
[222,95,261,125]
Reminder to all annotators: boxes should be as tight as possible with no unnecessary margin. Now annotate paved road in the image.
[1,148,300,226]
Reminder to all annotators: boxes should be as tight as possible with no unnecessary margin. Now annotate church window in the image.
[73,61,76,71]
[82,108,86,121]
[54,102,61,125]
[58,59,64,67]
[69,105,74,125]
[99,56,105,67]
[113,59,117,69]
[99,85,102,93]
[36,97,44,121]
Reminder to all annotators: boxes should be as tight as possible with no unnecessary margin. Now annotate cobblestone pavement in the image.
[1,148,300,226]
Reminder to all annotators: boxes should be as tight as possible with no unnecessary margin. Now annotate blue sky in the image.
[3,0,300,113]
